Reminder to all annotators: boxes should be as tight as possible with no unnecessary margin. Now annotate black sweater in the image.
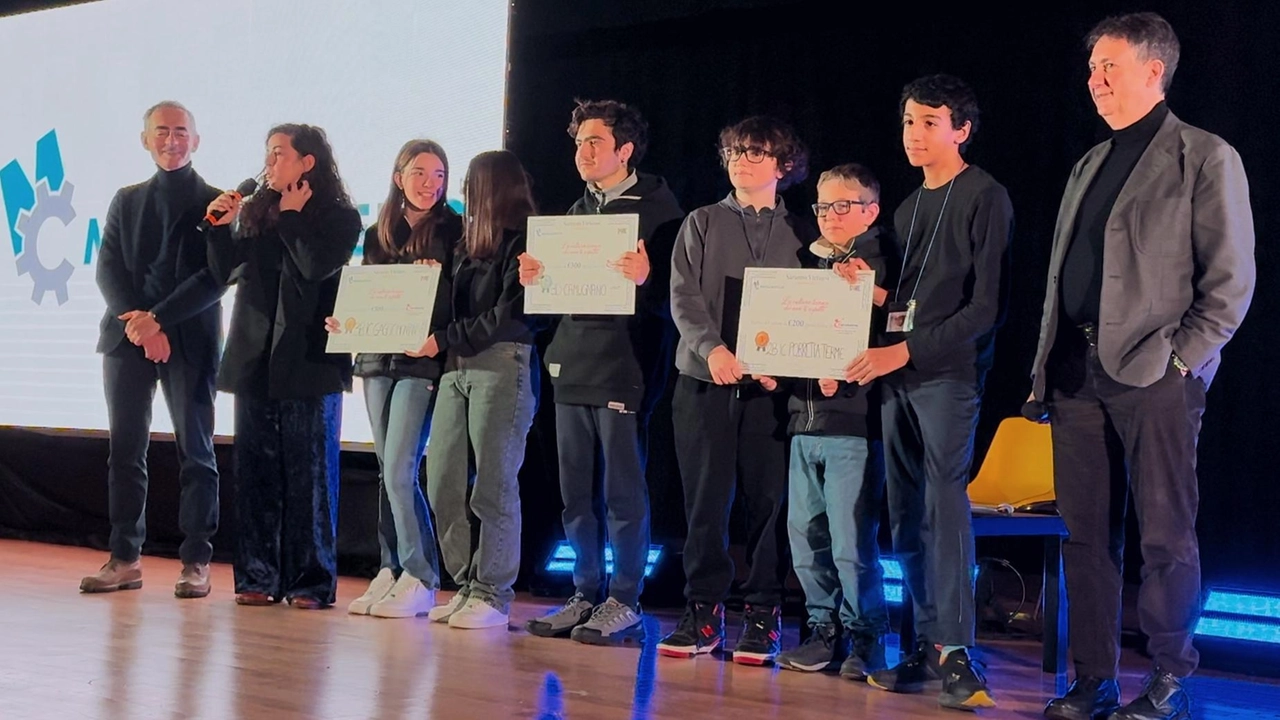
[351,208,463,382]
[889,165,1014,383]
[543,172,685,411]
[208,201,362,399]
[435,228,543,358]
[785,226,895,438]
[1060,101,1169,326]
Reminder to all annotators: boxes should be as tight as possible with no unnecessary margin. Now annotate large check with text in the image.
[735,268,875,379]
[523,214,639,315]
[325,264,441,354]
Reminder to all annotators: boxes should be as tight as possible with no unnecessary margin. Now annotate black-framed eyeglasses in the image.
[720,144,771,164]
[812,200,871,217]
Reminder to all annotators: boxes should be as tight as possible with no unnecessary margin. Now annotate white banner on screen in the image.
[0,0,509,445]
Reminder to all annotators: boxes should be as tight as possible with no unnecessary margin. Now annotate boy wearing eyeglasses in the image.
[753,164,893,678]
[661,116,815,665]
[838,74,1013,711]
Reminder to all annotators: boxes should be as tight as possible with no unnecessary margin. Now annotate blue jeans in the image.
[788,434,889,636]
[364,376,441,588]
[425,343,537,613]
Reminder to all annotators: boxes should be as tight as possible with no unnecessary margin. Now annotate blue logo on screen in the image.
[0,129,85,305]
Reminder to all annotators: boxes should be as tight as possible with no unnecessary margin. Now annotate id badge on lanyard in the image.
[886,299,917,333]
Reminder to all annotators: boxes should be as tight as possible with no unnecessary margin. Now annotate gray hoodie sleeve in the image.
[670,211,724,359]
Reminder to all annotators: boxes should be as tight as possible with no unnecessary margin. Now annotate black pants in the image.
[672,375,789,606]
[1047,325,1206,679]
[232,391,342,604]
[556,403,650,608]
[103,341,219,564]
[881,375,982,648]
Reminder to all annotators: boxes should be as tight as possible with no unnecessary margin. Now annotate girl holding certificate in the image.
[205,124,362,609]
[405,150,542,629]
[325,140,463,619]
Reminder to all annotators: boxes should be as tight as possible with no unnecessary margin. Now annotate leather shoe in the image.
[1108,669,1191,720]
[80,558,142,593]
[1044,676,1121,719]
[175,563,211,599]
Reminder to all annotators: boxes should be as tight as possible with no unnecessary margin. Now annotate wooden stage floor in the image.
[1,540,1276,719]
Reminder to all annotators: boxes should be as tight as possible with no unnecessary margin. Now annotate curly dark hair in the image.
[1086,12,1180,91]
[899,75,981,152]
[237,123,355,237]
[566,99,649,168]
[717,116,809,191]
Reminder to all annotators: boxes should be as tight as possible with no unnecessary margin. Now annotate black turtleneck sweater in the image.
[1060,101,1169,326]
[140,163,199,306]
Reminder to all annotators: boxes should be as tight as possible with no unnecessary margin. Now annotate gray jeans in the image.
[426,342,537,613]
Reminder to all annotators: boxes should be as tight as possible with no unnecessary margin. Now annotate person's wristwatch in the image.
[1172,353,1190,376]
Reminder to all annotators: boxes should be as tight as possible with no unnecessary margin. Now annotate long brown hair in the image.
[373,139,452,261]
[238,123,354,237]
[462,150,536,260]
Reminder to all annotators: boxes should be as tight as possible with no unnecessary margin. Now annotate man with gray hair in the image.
[1031,13,1255,720]
[81,101,226,599]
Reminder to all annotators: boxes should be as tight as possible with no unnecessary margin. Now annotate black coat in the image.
[208,201,362,399]
[95,166,224,369]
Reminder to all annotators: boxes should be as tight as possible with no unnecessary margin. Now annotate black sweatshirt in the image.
[785,226,894,438]
[351,206,463,382]
[1060,101,1169,326]
[543,171,685,412]
[435,228,543,358]
[889,165,1014,383]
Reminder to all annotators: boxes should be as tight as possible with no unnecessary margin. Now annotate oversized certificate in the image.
[325,264,441,354]
[523,214,639,315]
[735,268,875,379]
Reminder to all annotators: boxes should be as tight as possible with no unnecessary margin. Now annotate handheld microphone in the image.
[198,176,259,232]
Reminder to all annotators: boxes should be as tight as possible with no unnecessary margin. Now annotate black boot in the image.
[1108,669,1191,720]
[1044,676,1121,720]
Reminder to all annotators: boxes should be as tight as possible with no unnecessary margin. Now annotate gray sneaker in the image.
[570,597,645,646]
[175,563,211,599]
[526,593,593,638]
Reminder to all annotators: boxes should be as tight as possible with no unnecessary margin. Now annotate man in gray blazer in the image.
[1032,13,1255,720]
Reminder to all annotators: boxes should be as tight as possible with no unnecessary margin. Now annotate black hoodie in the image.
[784,225,896,438]
[543,171,685,412]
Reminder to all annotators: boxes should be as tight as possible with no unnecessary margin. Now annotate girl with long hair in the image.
[205,123,362,609]
[326,140,462,618]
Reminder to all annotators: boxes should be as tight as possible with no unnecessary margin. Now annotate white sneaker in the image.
[447,597,510,629]
[427,591,470,623]
[347,568,396,615]
[370,572,437,618]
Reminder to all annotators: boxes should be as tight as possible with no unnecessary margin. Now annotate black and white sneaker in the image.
[571,598,645,646]
[776,622,848,672]
[840,632,889,681]
[525,592,593,638]
[656,602,725,658]
[732,604,782,666]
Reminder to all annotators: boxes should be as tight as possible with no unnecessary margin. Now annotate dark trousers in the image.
[103,341,219,565]
[672,375,789,606]
[556,403,650,609]
[1047,325,1206,679]
[232,391,342,604]
[881,376,981,647]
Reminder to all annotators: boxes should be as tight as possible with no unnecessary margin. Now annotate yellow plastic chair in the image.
[968,417,1056,513]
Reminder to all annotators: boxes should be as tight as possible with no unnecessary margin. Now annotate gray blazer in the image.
[1031,110,1255,398]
